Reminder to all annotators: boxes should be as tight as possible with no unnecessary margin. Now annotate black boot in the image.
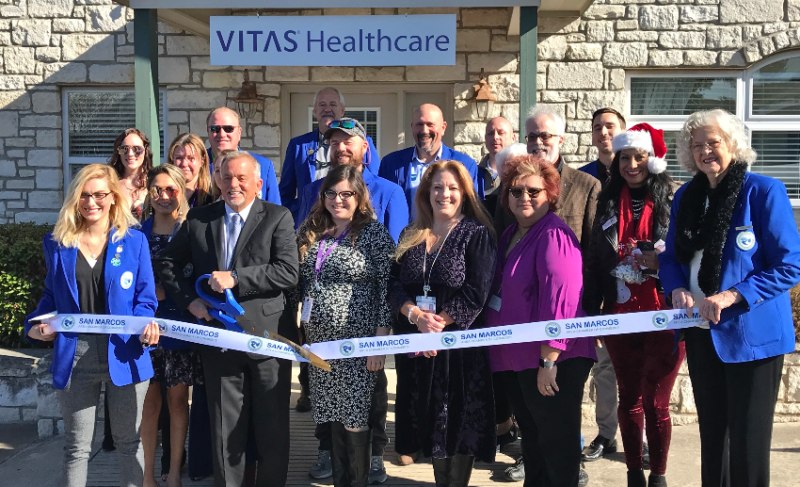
[432,458,450,487]
[447,454,475,487]
[648,474,667,487]
[331,423,350,487]
[627,469,646,487]
[344,429,371,487]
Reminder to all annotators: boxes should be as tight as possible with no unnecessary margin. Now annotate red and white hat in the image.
[612,122,668,175]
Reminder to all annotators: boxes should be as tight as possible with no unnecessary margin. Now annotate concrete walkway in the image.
[2,364,800,486]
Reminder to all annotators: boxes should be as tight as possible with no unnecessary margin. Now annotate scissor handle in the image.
[195,274,245,332]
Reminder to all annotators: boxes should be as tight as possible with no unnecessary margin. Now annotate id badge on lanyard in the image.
[416,295,436,312]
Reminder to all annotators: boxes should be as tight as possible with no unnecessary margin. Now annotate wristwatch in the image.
[539,358,556,369]
[230,269,239,285]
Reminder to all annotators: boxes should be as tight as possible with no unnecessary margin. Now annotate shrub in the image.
[0,223,52,348]
[791,284,800,339]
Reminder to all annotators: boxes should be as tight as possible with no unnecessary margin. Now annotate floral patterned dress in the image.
[299,221,395,429]
[388,217,497,462]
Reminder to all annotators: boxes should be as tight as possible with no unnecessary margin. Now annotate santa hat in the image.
[612,123,668,175]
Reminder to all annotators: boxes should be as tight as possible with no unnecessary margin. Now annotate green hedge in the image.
[0,223,52,348]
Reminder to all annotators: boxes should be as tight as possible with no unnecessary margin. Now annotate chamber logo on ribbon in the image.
[441,333,457,347]
[62,316,75,330]
[545,322,561,338]
[652,312,669,329]
[340,341,355,356]
[156,320,167,333]
[248,338,263,351]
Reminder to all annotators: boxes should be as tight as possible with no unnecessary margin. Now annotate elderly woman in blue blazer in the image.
[659,109,800,487]
[26,164,160,487]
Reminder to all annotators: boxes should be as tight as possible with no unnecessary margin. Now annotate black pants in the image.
[503,358,593,487]
[315,368,390,456]
[684,328,784,487]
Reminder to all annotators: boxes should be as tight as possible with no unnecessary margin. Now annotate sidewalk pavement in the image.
[2,365,799,486]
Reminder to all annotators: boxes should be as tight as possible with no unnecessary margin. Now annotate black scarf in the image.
[674,162,747,296]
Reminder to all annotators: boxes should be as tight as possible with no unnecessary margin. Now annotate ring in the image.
[545,385,552,390]
[142,340,149,347]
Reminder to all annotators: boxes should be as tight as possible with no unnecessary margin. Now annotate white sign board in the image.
[210,15,456,66]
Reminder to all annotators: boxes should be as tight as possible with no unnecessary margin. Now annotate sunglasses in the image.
[79,191,111,201]
[208,125,237,134]
[508,187,545,199]
[330,119,358,130]
[117,145,145,157]
[149,186,180,199]
[323,190,357,201]
[524,132,558,142]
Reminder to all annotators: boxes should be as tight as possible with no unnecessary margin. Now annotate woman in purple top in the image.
[486,154,596,487]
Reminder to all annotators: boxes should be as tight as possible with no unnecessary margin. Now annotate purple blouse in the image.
[486,211,596,372]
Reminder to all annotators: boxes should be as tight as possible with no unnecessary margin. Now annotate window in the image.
[309,108,381,153]
[62,88,167,183]
[627,52,800,203]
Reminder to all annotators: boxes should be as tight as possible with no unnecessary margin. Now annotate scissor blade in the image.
[236,316,331,372]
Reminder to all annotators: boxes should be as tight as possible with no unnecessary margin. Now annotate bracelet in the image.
[407,306,419,325]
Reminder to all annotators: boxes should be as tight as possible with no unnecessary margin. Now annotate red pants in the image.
[604,331,685,475]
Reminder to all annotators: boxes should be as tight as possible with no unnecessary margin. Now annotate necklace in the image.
[80,234,108,260]
[507,225,531,251]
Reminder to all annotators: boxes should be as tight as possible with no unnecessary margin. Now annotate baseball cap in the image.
[323,117,367,141]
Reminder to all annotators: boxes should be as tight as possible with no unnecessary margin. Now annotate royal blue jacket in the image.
[378,144,484,210]
[296,167,409,242]
[280,130,380,219]
[207,148,281,205]
[579,159,603,179]
[25,229,157,389]
[659,172,800,363]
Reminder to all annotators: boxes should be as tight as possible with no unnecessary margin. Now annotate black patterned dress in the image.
[388,217,497,462]
[299,221,395,429]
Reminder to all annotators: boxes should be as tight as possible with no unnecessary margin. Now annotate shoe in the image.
[582,435,617,462]
[368,456,388,484]
[648,474,667,487]
[627,469,646,487]
[579,465,590,487]
[309,449,333,479]
[295,393,311,412]
[642,442,650,470]
[496,423,519,447]
[503,457,525,482]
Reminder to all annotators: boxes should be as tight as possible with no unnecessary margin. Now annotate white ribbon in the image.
[32,308,705,362]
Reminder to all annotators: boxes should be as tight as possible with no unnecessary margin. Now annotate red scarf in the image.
[613,185,665,314]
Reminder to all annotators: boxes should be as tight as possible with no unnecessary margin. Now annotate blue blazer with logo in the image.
[378,144,484,210]
[659,172,800,363]
[280,130,380,219]
[25,229,157,389]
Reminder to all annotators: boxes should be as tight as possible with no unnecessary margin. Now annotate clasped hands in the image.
[672,287,741,325]
[415,309,446,358]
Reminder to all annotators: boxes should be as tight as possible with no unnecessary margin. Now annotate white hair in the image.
[495,143,530,175]
[314,86,346,107]
[676,109,756,173]
[525,106,566,135]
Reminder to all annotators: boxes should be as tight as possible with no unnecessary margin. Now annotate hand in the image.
[155,284,166,301]
[188,298,212,321]
[140,320,161,347]
[537,365,559,397]
[209,271,236,293]
[635,250,659,270]
[671,288,695,317]
[366,355,386,371]
[415,311,446,334]
[27,322,56,342]
[700,290,740,325]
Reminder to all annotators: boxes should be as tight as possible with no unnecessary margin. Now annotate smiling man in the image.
[581,108,627,186]
[480,116,517,214]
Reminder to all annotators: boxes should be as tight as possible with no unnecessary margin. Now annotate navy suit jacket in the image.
[378,144,483,210]
[660,172,800,363]
[280,130,380,219]
[26,229,157,389]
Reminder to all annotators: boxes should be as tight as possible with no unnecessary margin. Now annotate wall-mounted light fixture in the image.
[472,68,496,121]
[228,69,265,120]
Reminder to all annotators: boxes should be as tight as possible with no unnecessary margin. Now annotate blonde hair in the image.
[395,160,494,260]
[677,109,757,173]
[167,133,213,206]
[53,164,138,247]
[142,164,190,222]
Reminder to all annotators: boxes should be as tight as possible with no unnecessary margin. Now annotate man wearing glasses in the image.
[280,87,380,221]
[206,106,281,205]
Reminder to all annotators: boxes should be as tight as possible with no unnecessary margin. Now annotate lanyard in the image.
[422,223,457,297]
[314,227,350,286]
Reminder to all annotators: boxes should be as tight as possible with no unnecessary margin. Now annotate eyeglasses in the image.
[690,139,723,153]
[508,187,545,199]
[79,191,111,201]
[330,119,357,130]
[525,132,558,142]
[208,125,237,134]
[323,189,357,201]
[149,186,180,199]
[117,145,145,157]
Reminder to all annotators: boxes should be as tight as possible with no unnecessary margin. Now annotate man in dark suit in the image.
[158,151,299,486]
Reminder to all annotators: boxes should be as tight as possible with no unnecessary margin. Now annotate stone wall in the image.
[0,348,62,437]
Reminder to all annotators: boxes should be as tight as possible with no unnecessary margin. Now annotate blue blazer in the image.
[659,172,800,363]
[25,229,158,389]
[579,159,602,179]
[207,149,281,206]
[378,144,484,210]
[296,167,409,242]
[280,130,380,219]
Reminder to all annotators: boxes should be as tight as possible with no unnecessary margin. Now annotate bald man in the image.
[379,103,483,217]
[480,117,517,215]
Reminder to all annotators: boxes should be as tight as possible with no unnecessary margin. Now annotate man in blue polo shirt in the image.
[379,103,483,218]
[280,87,380,219]
[206,106,281,204]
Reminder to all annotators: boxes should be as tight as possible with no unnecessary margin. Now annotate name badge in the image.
[736,230,756,251]
[602,216,617,231]
[487,294,502,312]
[416,295,436,312]
[300,297,314,323]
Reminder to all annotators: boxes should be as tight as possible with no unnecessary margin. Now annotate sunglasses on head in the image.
[117,145,145,157]
[323,189,356,201]
[329,119,358,130]
[208,125,237,134]
[508,187,545,199]
[149,186,180,199]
